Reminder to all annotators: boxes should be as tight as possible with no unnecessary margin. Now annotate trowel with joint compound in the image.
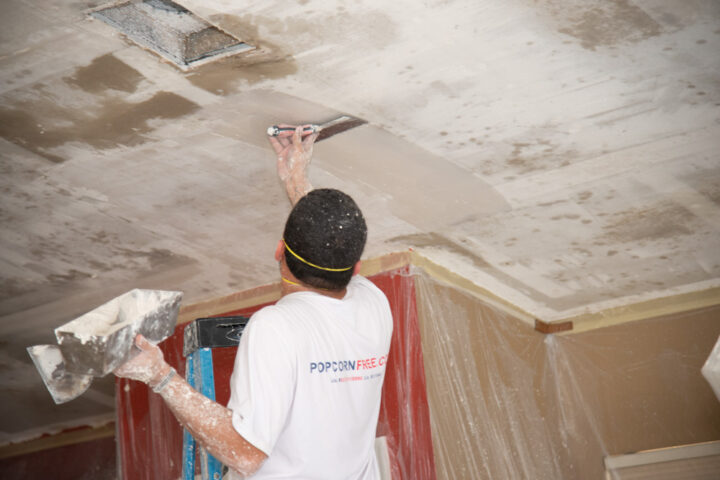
[27,289,183,404]
[266,115,367,141]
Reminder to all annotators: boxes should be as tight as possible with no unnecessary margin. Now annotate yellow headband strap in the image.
[282,276,333,292]
[283,239,353,272]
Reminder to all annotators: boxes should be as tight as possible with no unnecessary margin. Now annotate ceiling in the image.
[1,0,719,445]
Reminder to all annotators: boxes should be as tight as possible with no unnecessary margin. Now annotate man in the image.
[114,125,394,479]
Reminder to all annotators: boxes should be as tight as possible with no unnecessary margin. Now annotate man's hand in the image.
[114,334,170,388]
[116,337,267,475]
[267,124,319,205]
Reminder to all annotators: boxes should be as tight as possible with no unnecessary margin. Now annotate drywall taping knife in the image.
[266,115,367,142]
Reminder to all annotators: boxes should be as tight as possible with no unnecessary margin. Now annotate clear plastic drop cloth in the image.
[702,334,720,402]
[412,268,720,479]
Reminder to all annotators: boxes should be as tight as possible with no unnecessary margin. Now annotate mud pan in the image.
[27,289,183,404]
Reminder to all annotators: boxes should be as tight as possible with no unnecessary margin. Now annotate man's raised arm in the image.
[267,124,319,205]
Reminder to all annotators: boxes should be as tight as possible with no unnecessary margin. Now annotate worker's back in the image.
[227,275,393,479]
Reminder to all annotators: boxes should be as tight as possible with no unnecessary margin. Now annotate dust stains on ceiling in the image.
[601,202,696,243]
[391,172,720,313]
[64,53,143,94]
[543,0,662,50]
[0,92,199,162]
[678,162,720,208]
[1,220,199,317]
[184,15,298,95]
[0,177,199,309]
[505,140,577,176]
[0,54,200,162]
[0,49,204,308]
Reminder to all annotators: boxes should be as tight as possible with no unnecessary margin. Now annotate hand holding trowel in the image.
[27,289,183,404]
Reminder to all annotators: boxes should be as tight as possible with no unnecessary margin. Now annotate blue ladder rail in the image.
[181,316,249,480]
[183,347,224,480]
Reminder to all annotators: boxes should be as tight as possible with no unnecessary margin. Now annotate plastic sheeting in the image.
[0,435,116,480]
[702,335,720,402]
[413,269,720,479]
[116,265,720,479]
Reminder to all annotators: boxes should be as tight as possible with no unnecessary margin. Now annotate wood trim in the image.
[553,286,720,334]
[177,283,281,325]
[604,440,720,469]
[0,422,115,460]
[535,318,573,334]
[175,251,720,336]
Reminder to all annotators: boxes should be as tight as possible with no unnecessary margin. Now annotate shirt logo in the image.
[309,355,388,383]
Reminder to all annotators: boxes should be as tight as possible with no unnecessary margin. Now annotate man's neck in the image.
[281,278,347,300]
[318,287,347,300]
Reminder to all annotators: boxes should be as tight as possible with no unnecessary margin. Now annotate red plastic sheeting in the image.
[0,435,116,480]
[116,268,436,479]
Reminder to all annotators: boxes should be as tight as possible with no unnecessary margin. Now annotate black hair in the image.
[283,189,367,290]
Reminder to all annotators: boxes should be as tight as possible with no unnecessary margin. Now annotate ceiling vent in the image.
[91,0,254,70]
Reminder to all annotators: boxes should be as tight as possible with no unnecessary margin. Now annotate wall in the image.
[414,270,720,479]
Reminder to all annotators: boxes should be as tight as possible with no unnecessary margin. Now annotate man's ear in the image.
[275,240,284,262]
[352,261,362,276]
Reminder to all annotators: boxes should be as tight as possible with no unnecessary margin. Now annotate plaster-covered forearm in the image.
[159,374,267,476]
[268,125,318,205]
[285,171,312,206]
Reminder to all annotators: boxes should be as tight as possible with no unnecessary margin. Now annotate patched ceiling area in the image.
[1,0,719,444]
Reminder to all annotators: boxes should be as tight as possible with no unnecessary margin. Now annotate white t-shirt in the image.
[226,276,393,479]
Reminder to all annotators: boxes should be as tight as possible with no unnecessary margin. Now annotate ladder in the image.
[181,316,249,480]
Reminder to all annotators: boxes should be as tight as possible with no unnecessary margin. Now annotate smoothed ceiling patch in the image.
[91,0,254,70]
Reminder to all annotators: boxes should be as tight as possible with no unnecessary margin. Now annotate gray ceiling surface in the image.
[1,0,719,444]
